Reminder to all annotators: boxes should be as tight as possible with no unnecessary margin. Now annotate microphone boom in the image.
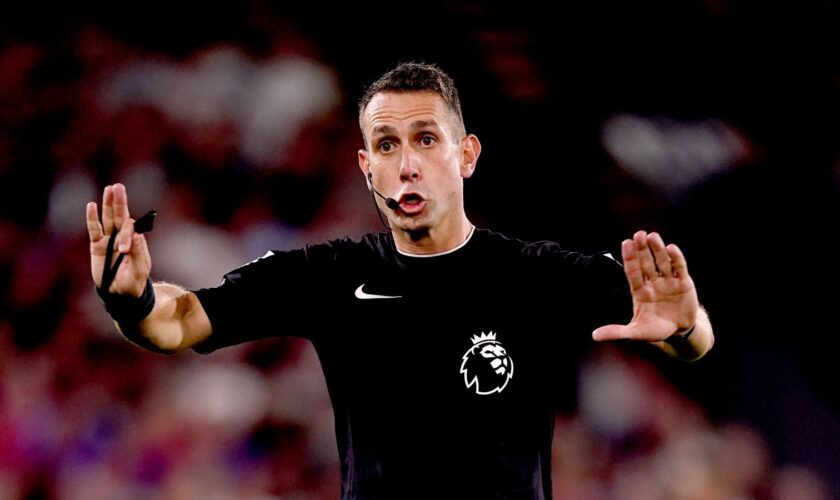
[368,173,399,211]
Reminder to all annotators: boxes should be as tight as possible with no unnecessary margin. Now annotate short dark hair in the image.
[358,62,466,145]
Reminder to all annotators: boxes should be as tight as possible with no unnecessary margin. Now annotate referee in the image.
[88,62,713,500]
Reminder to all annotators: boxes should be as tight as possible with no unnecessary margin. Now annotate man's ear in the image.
[460,134,481,179]
[358,149,372,189]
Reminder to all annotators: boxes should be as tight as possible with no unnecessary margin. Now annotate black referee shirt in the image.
[193,228,631,499]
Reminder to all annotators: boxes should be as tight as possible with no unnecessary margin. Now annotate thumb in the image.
[117,218,135,254]
[115,233,151,297]
[131,232,152,270]
[592,324,628,342]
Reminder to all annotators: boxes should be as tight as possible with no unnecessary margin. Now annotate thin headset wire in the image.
[370,190,391,230]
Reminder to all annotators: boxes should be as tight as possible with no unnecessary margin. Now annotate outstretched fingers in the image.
[112,183,131,232]
[634,231,659,281]
[102,185,114,234]
[99,183,134,251]
[621,239,645,292]
[648,232,672,276]
[623,230,685,292]
[666,243,689,278]
[86,202,104,243]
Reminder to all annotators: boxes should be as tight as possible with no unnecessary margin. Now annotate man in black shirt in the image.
[87,62,713,499]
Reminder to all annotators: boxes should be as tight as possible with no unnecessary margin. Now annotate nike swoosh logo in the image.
[355,284,402,300]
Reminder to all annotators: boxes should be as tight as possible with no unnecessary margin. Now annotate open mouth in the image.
[400,193,423,205]
[398,193,426,213]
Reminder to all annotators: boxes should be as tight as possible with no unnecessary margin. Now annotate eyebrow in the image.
[410,120,440,132]
[371,125,397,138]
[371,120,442,138]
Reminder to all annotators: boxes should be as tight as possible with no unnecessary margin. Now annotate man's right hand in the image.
[87,183,152,298]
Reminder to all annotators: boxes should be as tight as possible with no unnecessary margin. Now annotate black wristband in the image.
[97,277,156,324]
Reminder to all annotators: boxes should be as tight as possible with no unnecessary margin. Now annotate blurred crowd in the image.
[1,2,838,499]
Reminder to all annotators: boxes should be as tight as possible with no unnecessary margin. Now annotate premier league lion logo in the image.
[460,331,514,395]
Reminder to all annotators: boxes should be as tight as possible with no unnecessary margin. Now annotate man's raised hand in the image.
[87,183,152,298]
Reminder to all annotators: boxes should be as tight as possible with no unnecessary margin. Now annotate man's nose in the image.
[399,150,420,181]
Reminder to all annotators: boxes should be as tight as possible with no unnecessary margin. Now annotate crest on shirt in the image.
[460,331,514,395]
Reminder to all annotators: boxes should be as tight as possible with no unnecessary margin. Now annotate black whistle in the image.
[133,210,157,234]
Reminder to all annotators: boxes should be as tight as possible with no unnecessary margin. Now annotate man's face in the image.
[358,91,475,234]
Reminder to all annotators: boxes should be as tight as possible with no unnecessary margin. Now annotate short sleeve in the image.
[524,241,632,332]
[191,243,344,354]
[575,252,633,330]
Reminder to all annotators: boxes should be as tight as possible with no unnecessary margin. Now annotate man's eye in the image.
[379,141,393,152]
[420,135,436,146]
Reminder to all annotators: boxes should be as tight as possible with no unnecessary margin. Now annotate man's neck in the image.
[392,216,474,256]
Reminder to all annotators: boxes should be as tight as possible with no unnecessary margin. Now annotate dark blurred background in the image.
[1,1,838,498]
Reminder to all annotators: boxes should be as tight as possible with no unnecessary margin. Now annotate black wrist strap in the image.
[97,277,156,324]
[667,323,696,343]
[97,210,157,324]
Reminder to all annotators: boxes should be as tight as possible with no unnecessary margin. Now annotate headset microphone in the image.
[367,173,400,211]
